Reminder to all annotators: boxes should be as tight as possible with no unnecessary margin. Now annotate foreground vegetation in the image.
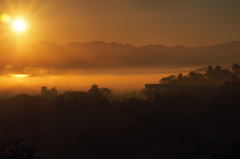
[1,65,240,159]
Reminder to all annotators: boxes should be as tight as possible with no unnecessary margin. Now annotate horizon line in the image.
[2,40,240,49]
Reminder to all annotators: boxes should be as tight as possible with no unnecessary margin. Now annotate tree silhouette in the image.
[209,140,240,159]
[159,64,234,86]
[159,75,177,84]
[0,139,42,159]
[88,84,112,103]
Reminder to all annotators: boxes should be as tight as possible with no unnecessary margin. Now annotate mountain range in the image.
[1,40,240,75]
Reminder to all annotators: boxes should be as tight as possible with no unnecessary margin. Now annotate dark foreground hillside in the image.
[1,82,240,159]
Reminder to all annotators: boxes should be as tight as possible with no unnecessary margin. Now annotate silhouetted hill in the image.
[219,41,240,46]
[66,42,81,47]
[1,40,240,75]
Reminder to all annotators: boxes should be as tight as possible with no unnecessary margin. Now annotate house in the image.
[145,84,219,99]
[41,87,58,99]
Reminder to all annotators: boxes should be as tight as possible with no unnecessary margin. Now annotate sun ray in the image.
[0,0,49,46]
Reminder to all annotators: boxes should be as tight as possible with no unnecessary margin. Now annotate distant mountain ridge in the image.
[32,40,240,47]
[0,40,240,75]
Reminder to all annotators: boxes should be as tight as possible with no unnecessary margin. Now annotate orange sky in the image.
[1,0,240,47]
[0,0,240,94]
[0,73,174,95]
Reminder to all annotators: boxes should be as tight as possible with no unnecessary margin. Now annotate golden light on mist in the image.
[10,74,29,78]
[13,19,26,32]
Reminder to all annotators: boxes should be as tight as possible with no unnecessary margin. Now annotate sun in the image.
[13,19,26,32]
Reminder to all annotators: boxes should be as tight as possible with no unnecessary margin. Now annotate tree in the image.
[88,84,102,100]
[159,75,177,84]
[187,71,207,85]
[88,84,112,103]
[100,88,112,100]
[232,63,240,80]
[0,139,42,159]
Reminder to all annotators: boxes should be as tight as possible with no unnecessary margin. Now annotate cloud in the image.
[1,65,13,75]
[1,40,239,94]
[22,67,53,76]
[0,41,240,76]
[22,66,85,76]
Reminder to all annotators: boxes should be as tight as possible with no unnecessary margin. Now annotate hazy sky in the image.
[1,0,240,93]
[1,0,240,47]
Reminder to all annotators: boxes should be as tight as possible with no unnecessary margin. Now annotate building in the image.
[41,86,58,99]
[145,84,220,99]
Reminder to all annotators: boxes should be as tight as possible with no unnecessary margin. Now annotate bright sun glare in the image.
[13,19,26,32]
[10,74,29,78]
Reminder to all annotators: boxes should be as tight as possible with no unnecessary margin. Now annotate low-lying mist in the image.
[1,40,239,96]
[0,73,173,96]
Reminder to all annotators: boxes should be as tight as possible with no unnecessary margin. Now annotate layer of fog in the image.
[1,40,240,96]
[0,73,175,96]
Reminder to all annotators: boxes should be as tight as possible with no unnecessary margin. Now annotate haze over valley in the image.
[0,40,239,94]
[2,1,240,158]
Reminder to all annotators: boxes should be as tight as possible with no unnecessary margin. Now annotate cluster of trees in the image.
[0,139,41,159]
[56,84,112,109]
[160,64,240,85]
[1,72,240,158]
